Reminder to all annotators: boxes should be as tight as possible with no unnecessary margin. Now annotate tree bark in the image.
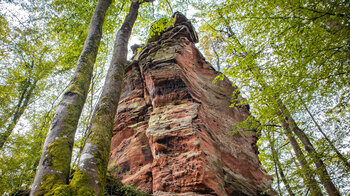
[244,61,340,196]
[298,94,350,170]
[281,125,323,196]
[69,1,141,195]
[0,80,36,148]
[30,0,111,195]
[279,101,341,196]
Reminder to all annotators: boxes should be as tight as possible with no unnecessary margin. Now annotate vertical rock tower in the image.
[109,12,273,195]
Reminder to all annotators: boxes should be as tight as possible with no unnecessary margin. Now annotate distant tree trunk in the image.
[221,22,341,195]
[271,142,282,195]
[267,131,295,196]
[281,125,324,196]
[275,157,294,196]
[279,101,341,196]
[69,0,144,195]
[245,62,339,196]
[298,94,350,171]
[30,0,112,195]
[0,80,36,148]
[210,39,221,72]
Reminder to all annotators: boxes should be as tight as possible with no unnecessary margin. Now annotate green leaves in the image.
[147,17,174,42]
[198,0,349,194]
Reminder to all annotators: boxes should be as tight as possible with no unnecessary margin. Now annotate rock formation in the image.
[108,12,273,196]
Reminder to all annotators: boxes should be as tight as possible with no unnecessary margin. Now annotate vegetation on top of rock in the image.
[147,17,174,42]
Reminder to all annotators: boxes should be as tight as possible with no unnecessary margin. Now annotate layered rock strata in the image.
[109,13,273,196]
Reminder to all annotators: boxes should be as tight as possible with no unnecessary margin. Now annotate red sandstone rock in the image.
[109,13,273,196]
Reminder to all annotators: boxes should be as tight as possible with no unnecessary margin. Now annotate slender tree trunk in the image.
[281,125,323,196]
[267,131,295,196]
[272,145,282,195]
[69,1,142,195]
[279,101,341,196]
[0,81,36,148]
[275,157,294,196]
[298,94,350,170]
[210,39,221,71]
[246,61,339,196]
[223,24,341,195]
[30,0,111,195]
[273,158,282,196]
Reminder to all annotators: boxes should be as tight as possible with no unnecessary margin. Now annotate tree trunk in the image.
[221,20,342,195]
[273,158,282,196]
[68,1,141,195]
[30,0,111,195]
[0,81,36,148]
[281,125,323,196]
[267,131,295,196]
[245,61,339,196]
[279,101,341,196]
[299,94,350,171]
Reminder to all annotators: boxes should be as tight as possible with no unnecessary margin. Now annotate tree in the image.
[196,0,349,194]
[1,0,349,195]
[69,0,147,194]
[266,129,295,196]
[0,10,57,149]
[30,0,112,194]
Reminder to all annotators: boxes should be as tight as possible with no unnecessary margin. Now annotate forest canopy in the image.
[0,0,349,195]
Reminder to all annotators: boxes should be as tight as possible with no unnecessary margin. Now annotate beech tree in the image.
[196,0,349,195]
[1,0,349,195]
[69,0,149,194]
[266,129,294,196]
[30,0,156,195]
[30,0,112,194]
[0,6,57,149]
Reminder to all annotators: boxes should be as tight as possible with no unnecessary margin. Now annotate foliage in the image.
[147,17,174,42]
[195,0,349,194]
[104,175,150,196]
[0,0,349,195]
[0,111,51,193]
[0,0,116,193]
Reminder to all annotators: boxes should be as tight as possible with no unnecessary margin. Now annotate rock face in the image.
[108,13,273,196]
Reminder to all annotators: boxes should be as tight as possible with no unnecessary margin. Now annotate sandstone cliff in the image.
[108,13,273,196]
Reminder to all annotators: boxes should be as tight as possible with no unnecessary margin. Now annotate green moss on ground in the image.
[104,175,150,196]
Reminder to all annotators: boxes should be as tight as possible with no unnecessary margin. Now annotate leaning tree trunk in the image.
[30,0,112,195]
[281,125,324,196]
[247,62,340,196]
[223,23,340,195]
[68,1,143,195]
[279,101,341,196]
[298,94,350,171]
[275,154,294,196]
[0,80,36,148]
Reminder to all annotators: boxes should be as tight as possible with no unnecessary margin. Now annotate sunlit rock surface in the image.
[108,13,273,196]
